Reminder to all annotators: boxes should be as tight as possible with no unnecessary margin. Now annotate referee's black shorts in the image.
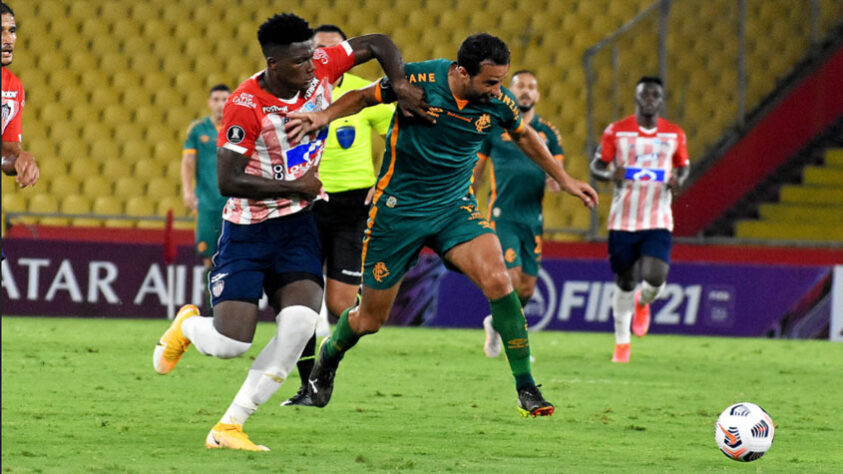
[312,187,370,285]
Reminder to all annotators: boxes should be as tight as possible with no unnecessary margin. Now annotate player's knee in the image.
[355,317,384,335]
[616,274,636,292]
[214,337,252,359]
[641,271,667,287]
[481,269,513,300]
[517,285,535,303]
[326,294,356,319]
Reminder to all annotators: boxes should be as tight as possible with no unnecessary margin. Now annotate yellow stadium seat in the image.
[131,53,162,73]
[127,197,162,229]
[183,37,210,57]
[157,196,189,218]
[80,69,110,90]
[166,160,182,180]
[81,123,113,143]
[99,53,129,73]
[68,158,101,181]
[61,194,98,227]
[111,70,141,90]
[143,19,172,38]
[114,177,145,199]
[147,124,178,144]
[128,2,158,22]
[29,194,64,226]
[163,55,192,76]
[102,159,132,179]
[57,86,87,107]
[3,193,27,214]
[57,139,88,162]
[123,140,154,161]
[35,155,64,177]
[69,104,100,124]
[153,141,181,162]
[102,4,133,22]
[49,176,81,196]
[174,71,202,93]
[173,21,203,42]
[122,88,153,110]
[165,107,197,130]
[147,177,177,200]
[136,106,165,125]
[38,104,70,124]
[143,72,172,92]
[69,52,98,74]
[90,88,120,108]
[114,124,145,143]
[48,19,78,39]
[162,3,191,23]
[102,105,132,125]
[94,196,132,228]
[82,175,114,198]
[90,35,117,57]
[91,141,120,162]
[134,159,164,180]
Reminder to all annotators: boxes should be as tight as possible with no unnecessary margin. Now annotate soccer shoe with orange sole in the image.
[482,315,502,358]
[205,423,269,451]
[632,290,651,337]
[153,304,200,374]
[517,384,555,417]
[611,343,630,363]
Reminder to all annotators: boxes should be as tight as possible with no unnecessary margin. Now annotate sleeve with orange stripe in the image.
[539,118,565,162]
[496,86,523,135]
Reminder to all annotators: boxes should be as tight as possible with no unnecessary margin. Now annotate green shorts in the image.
[362,197,495,289]
[493,220,542,277]
[196,208,224,258]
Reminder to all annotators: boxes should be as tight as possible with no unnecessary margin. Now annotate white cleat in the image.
[483,315,502,358]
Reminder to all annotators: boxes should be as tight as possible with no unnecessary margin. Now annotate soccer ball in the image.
[714,402,775,462]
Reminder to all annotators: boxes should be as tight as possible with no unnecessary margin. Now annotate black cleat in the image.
[280,386,314,407]
[307,340,337,408]
[517,384,555,417]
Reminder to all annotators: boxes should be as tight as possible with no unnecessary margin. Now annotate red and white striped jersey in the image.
[2,67,25,143]
[217,42,355,225]
[600,115,689,232]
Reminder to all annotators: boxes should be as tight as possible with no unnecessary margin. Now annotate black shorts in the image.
[608,229,672,275]
[313,188,370,285]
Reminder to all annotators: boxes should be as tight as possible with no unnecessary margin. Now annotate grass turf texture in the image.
[2,316,842,473]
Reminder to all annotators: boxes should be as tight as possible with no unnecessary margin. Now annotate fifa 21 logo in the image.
[523,271,713,331]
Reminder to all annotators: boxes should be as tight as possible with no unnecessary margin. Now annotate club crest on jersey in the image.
[232,93,256,108]
[313,49,330,65]
[475,114,491,133]
[226,126,245,144]
[336,125,356,149]
[212,280,224,297]
[200,135,210,143]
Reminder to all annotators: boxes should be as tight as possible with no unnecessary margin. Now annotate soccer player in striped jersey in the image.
[152,13,428,451]
[473,70,565,358]
[590,76,689,363]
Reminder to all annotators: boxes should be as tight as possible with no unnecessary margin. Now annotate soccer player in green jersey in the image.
[473,70,565,358]
[283,24,395,406]
[181,84,230,271]
[287,34,598,417]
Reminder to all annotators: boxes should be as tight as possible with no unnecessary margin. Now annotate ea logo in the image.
[522,267,556,332]
[226,126,245,144]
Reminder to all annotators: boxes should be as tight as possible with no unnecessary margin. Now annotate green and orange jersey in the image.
[183,116,227,211]
[373,58,523,216]
[478,115,564,227]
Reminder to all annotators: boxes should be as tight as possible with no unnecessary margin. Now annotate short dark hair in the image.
[0,2,15,16]
[209,84,230,95]
[637,76,664,87]
[510,69,535,83]
[457,33,510,77]
[257,13,313,56]
[314,24,347,40]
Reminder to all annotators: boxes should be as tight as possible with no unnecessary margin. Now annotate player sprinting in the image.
[283,24,395,407]
[181,84,230,304]
[287,34,598,417]
[152,13,428,451]
[1,2,39,189]
[473,70,565,358]
[589,76,689,363]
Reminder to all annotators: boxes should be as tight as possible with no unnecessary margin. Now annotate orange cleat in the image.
[611,343,630,363]
[153,304,200,374]
[632,291,651,337]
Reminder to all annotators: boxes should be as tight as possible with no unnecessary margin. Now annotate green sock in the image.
[322,307,360,366]
[490,291,535,390]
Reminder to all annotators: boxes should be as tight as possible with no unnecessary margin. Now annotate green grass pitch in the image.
[2,316,842,473]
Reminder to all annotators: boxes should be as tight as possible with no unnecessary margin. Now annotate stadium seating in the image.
[5,0,839,239]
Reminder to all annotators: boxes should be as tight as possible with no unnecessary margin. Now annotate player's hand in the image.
[612,165,625,187]
[545,175,561,192]
[560,176,598,209]
[14,152,39,188]
[667,176,681,197]
[393,80,435,124]
[296,166,323,200]
[285,111,330,146]
[183,191,198,212]
[364,185,376,205]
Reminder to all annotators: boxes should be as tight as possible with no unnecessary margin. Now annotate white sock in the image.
[220,306,319,426]
[613,286,635,345]
[639,281,665,305]
[182,316,251,359]
[316,298,331,337]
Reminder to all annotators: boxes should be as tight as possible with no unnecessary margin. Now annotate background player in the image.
[287,34,598,417]
[283,24,395,407]
[181,83,230,305]
[152,13,428,451]
[590,76,689,363]
[473,70,565,358]
[1,2,39,189]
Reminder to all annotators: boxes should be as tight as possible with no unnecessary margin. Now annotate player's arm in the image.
[472,153,488,189]
[180,150,198,211]
[216,147,322,201]
[286,83,382,144]
[345,34,430,122]
[667,128,690,196]
[1,141,39,187]
[590,125,624,185]
[510,125,597,208]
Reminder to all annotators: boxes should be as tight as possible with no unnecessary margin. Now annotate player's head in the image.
[1,2,16,67]
[258,13,315,92]
[509,70,539,112]
[635,76,664,118]
[455,33,510,104]
[313,24,346,49]
[208,84,230,117]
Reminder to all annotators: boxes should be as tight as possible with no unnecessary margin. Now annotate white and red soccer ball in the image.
[715,402,775,462]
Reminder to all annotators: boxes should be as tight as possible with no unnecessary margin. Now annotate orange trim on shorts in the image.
[360,114,400,270]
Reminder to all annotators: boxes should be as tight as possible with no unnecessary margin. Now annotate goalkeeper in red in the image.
[287,34,598,416]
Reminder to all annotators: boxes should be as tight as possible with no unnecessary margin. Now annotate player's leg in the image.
[631,230,672,337]
[608,231,639,362]
[196,208,223,311]
[483,222,521,358]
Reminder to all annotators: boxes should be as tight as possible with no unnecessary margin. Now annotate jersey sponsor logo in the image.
[303,78,320,100]
[226,125,245,144]
[335,125,356,149]
[341,269,363,277]
[272,164,285,180]
[2,91,18,98]
[262,105,289,114]
[505,248,517,263]
[372,262,390,282]
[500,132,512,142]
[284,127,329,178]
[232,93,256,108]
[624,167,666,182]
[200,134,210,143]
[475,114,491,133]
[313,49,330,65]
